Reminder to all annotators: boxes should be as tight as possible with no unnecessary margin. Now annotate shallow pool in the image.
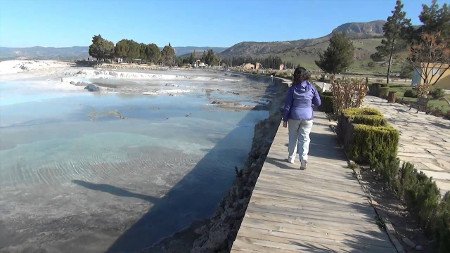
[0,76,269,252]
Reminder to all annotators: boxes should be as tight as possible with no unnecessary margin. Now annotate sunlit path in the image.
[232,111,396,252]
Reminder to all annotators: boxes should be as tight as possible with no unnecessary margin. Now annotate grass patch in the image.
[373,83,450,114]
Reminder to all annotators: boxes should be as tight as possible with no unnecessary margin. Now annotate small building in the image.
[412,63,450,87]
[194,60,206,68]
[279,64,285,70]
[243,63,255,70]
[255,62,262,70]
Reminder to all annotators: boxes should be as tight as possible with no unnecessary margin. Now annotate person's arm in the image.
[312,87,322,107]
[283,88,294,126]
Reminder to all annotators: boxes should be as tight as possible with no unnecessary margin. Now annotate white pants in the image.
[288,119,313,162]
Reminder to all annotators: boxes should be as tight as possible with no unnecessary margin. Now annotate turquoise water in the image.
[0,78,269,251]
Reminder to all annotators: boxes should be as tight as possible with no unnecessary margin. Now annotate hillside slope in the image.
[220,20,390,72]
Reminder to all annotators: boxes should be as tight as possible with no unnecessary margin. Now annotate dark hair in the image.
[293,67,311,85]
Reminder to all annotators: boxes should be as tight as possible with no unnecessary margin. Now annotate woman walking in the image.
[282,67,321,170]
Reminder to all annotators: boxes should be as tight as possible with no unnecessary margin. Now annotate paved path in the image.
[364,96,450,195]
[231,111,396,252]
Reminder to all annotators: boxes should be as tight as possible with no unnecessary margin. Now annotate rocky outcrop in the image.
[84,84,100,92]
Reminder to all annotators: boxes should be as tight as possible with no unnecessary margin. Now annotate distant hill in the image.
[0,46,89,60]
[331,20,385,38]
[0,46,227,61]
[219,20,388,72]
[173,47,227,56]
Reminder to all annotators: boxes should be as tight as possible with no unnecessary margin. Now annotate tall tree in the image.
[188,50,196,64]
[114,39,140,62]
[88,35,114,61]
[139,43,147,60]
[409,1,449,97]
[201,49,220,66]
[115,39,130,60]
[315,33,355,74]
[145,43,161,64]
[419,0,449,35]
[161,43,176,66]
[372,0,412,84]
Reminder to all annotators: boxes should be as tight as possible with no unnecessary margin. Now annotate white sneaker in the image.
[287,157,295,164]
[300,160,307,170]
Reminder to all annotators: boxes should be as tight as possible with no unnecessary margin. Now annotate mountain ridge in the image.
[219,20,385,58]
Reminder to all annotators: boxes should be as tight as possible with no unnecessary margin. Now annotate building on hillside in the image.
[279,64,285,70]
[193,60,206,68]
[243,63,255,70]
[255,62,262,70]
[412,63,450,88]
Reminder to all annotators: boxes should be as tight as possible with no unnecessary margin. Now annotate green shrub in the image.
[379,87,389,98]
[351,115,386,126]
[320,95,334,113]
[435,193,450,253]
[347,124,399,164]
[431,88,446,99]
[342,107,382,117]
[370,156,400,187]
[337,107,387,152]
[404,89,418,98]
[398,162,440,231]
[368,83,380,96]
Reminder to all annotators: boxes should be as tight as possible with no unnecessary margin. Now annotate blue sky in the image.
[0,0,431,48]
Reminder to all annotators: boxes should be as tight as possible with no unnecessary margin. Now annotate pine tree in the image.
[419,0,449,35]
[145,43,161,64]
[372,0,412,84]
[88,35,114,61]
[315,33,355,74]
[161,43,176,66]
[188,51,195,64]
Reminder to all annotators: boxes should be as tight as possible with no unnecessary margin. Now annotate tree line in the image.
[88,35,177,66]
[88,35,294,69]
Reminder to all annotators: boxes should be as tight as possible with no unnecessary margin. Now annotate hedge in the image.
[343,107,382,117]
[435,193,450,253]
[347,124,399,164]
[342,108,386,126]
[373,160,450,252]
[352,115,387,126]
[320,95,334,113]
[337,107,399,165]
[368,83,389,98]
[368,83,381,96]
[379,87,389,98]
[339,107,450,252]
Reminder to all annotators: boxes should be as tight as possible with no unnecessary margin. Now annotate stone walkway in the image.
[364,96,450,195]
[231,112,396,252]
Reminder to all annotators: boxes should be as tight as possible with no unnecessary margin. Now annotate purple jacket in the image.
[283,81,321,121]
